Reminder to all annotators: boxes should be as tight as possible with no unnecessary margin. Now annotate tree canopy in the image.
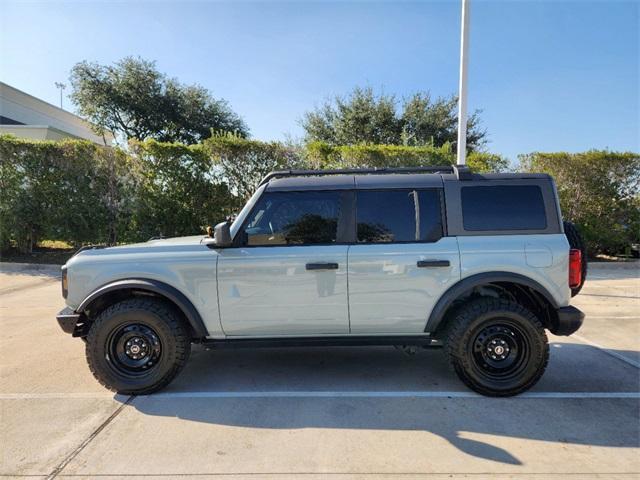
[70,57,248,144]
[301,87,486,152]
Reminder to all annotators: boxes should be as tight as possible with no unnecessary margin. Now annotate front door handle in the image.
[306,262,339,271]
[417,259,450,268]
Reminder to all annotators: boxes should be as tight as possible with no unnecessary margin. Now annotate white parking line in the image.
[1,391,638,400]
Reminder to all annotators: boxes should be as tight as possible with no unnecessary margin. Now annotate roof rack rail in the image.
[258,164,472,187]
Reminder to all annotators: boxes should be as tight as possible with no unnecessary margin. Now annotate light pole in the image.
[456,0,470,166]
[54,82,66,109]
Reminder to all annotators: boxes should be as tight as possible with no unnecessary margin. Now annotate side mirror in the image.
[213,221,232,247]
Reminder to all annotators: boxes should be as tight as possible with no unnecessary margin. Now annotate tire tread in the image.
[85,297,190,395]
[444,297,549,397]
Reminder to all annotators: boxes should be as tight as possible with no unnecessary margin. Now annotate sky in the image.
[1,0,638,161]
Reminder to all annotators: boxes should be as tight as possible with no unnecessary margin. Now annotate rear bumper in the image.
[551,305,585,336]
[56,307,82,335]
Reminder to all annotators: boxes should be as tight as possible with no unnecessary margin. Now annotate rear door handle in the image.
[417,260,450,268]
[306,262,339,271]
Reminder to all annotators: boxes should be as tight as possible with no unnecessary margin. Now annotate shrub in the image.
[520,150,640,255]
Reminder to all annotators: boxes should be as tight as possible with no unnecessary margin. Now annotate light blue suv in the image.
[57,166,586,396]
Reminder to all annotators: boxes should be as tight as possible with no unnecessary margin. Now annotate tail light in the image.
[569,249,582,288]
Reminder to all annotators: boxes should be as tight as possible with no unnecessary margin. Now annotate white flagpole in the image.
[456,0,470,166]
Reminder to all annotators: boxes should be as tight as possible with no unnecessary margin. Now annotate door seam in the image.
[346,244,352,333]
[215,255,227,336]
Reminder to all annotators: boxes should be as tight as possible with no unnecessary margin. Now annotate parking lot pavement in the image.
[0,263,638,479]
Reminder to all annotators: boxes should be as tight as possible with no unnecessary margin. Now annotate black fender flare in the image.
[425,272,560,333]
[77,278,208,338]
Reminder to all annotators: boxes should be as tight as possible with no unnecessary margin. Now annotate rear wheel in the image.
[86,298,190,394]
[445,298,549,397]
[564,220,588,296]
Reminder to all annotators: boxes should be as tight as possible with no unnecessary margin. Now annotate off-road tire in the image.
[445,298,549,397]
[86,298,191,394]
[563,220,587,296]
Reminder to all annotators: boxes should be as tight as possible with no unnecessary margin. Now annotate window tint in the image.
[356,189,443,243]
[243,191,341,246]
[461,185,547,231]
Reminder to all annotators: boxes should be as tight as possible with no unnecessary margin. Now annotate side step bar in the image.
[201,335,443,349]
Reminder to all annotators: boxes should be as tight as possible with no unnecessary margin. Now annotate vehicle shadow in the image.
[123,342,640,466]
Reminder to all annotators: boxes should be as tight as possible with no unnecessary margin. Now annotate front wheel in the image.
[86,298,191,394]
[444,298,549,397]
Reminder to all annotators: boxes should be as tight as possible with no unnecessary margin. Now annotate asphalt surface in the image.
[0,261,638,479]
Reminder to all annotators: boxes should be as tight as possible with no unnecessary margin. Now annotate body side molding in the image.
[77,278,208,338]
[425,272,560,334]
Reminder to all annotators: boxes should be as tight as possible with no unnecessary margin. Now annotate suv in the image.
[56,166,586,397]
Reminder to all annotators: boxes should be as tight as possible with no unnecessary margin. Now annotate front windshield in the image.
[230,184,266,239]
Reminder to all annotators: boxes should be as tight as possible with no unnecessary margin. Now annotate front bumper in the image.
[551,305,585,336]
[56,307,82,335]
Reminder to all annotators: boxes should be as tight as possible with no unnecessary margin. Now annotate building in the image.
[0,82,113,144]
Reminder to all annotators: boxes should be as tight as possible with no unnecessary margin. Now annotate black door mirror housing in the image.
[213,221,233,247]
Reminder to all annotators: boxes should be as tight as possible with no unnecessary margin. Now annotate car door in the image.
[217,190,350,336]
[348,188,461,333]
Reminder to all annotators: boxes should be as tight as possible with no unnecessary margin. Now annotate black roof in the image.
[262,167,551,192]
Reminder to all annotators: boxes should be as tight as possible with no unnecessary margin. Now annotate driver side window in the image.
[242,191,341,246]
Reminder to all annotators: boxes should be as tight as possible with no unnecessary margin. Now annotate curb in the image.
[0,262,62,272]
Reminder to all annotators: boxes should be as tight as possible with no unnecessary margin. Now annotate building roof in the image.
[0,82,113,144]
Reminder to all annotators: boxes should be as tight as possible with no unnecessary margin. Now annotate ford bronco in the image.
[57,166,586,396]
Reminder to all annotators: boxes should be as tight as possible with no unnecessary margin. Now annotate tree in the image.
[301,87,486,151]
[401,93,485,150]
[302,87,401,145]
[70,57,248,144]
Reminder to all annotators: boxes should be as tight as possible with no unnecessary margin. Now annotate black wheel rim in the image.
[106,323,162,378]
[470,320,530,382]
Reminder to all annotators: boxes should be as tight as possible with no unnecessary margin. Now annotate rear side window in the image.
[356,189,443,243]
[461,185,547,231]
[243,191,341,246]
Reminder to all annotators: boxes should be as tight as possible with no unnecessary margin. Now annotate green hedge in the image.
[129,140,235,241]
[305,141,509,173]
[3,133,636,257]
[205,133,305,201]
[519,150,640,255]
[0,135,134,251]
[0,134,310,252]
